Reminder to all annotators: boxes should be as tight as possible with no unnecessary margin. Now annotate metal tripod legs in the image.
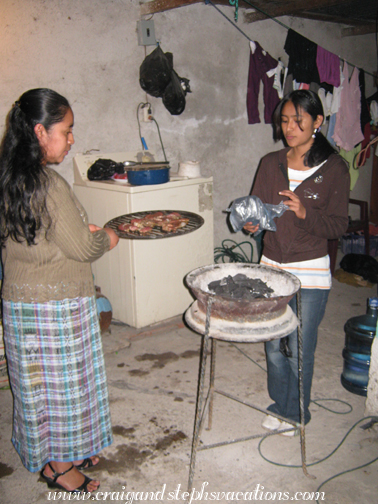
[187,291,310,492]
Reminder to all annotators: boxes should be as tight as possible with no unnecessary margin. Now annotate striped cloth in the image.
[2,296,113,472]
[287,163,326,193]
[260,255,331,289]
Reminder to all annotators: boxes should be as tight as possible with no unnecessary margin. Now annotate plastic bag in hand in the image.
[227,195,288,234]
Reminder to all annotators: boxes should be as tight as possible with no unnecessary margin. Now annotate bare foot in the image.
[43,461,100,493]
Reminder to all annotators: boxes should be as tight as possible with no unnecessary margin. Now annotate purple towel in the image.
[316,46,340,87]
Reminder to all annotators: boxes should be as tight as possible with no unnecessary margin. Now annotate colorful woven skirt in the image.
[2,296,113,472]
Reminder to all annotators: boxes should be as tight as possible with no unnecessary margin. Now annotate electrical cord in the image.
[136,102,167,162]
[214,239,254,263]
[257,416,378,504]
[151,116,167,162]
[311,398,352,414]
[136,101,150,151]
[213,239,376,497]
[230,342,354,414]
[228,314,376,500]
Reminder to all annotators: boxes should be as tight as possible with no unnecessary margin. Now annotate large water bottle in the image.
[341,297,378,396]
[366,307,378,413]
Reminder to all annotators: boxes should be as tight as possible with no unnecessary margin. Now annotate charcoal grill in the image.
[186,263,300,323]
[104,210,204,239]
[185,263,311,492]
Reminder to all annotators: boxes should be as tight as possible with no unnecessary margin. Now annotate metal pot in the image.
[125,162,170,185]
[185,263,300,323]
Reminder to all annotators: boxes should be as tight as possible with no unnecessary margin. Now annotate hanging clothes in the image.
[359,69,371,132]
[296,82,310,90]
[327,113,337,147]
[247,41,280,124]
[326,68,343,147]
[370,101,378,126]
[267,59,288,99]
[327,65,345,118]
[333,64,364,151]
[318,88,333,124]
[358,122,373,166]
[316,46,340,88]
[339,144,362,190]
[284,29,320,85]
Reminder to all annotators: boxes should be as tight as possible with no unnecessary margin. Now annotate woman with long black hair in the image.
[244,90,350,434]
[0,88,119,492]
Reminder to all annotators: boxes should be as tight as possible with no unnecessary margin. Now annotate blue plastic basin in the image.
[127,167,170,185]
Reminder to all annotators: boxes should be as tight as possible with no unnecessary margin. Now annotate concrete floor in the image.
[1,263,378,503]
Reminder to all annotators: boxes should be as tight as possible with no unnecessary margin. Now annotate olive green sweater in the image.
[2,169,111,303]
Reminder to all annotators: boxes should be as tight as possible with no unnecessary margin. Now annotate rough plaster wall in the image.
[0,0,144,166]
[0,0,376,249]
[366,336,378,415]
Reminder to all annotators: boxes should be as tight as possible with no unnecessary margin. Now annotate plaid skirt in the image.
[2,296,113,472]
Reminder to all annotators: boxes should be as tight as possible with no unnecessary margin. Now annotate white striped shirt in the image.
[261,162,331,290]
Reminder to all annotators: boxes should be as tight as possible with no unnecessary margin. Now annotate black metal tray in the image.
[104,210,204,240]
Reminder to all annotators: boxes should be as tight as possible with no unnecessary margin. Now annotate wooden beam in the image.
[243,0,348,23]
[140,0,267,15]
[342,24,377,36]
[140,0,202,16]
[299,11,373,27]
[140,0,376,37]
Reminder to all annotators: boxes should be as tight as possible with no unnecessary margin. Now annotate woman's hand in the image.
[89,224,102,233]
[279,190,306,219]
[243,222,260,234]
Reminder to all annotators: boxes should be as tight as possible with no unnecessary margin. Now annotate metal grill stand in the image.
[186,290,310,493]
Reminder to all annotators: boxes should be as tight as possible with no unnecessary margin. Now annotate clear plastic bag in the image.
[227,195,288,234]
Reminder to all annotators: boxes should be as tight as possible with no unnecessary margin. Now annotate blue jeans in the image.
[265,288,330,424]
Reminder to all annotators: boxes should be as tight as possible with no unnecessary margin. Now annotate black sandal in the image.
[41,462,98,493]
[74,457,99,470]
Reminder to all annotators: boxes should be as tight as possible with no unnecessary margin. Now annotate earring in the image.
[312,128,318,139]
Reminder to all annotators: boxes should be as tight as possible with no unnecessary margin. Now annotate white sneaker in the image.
[261,414,282,431]
[262,415,299,436]
[278,420,299,437]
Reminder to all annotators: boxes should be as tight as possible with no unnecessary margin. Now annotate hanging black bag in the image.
[162,70,191,115]
[87,159,124,181]
[139,45,172,98]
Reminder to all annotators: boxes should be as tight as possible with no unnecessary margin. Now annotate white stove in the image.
[73,151,214,328]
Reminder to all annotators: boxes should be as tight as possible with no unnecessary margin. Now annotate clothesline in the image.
[205,0,376,80]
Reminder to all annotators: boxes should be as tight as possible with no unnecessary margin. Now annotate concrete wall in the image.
[0,0,376,252]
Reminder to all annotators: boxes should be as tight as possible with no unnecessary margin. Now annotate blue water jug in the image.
[341,297,378,396]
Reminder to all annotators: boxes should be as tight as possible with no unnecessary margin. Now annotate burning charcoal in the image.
[208,274,274,300]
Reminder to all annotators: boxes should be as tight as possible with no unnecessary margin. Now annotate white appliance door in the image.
[74,178,213,327]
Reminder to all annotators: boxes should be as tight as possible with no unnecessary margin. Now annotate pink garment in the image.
[316,47,340,87]
[333,64,364,151]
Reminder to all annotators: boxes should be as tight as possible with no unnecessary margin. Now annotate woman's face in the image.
[280,101,322,151]
[35,108,75,164]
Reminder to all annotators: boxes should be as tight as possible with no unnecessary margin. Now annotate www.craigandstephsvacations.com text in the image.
[46,482,325,502]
